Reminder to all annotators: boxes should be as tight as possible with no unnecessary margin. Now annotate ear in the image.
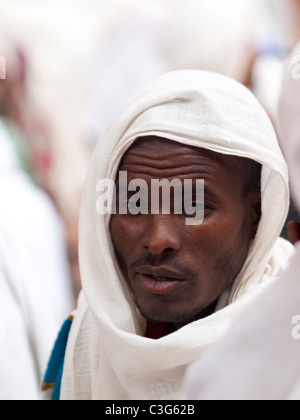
[249,187,261,239]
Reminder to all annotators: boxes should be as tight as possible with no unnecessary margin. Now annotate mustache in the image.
[129,254,194,279]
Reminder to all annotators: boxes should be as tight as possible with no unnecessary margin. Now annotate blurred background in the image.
[0,0,300,399]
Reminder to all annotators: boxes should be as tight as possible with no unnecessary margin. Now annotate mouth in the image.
[135,267,186,295]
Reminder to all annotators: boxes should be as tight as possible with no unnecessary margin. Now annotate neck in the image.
[173,299,218,330]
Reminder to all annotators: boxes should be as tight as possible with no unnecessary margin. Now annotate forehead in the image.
[119,136,239,180]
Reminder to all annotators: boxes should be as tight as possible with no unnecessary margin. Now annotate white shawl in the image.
[61,70,293,400]
[184,45,300,400]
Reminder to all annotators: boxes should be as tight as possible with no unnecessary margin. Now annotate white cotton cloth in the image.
[61,70,293,400]
[0,222,58,400]
[0,120,74,399]
[185,243,300,401]
[184,44,300,401]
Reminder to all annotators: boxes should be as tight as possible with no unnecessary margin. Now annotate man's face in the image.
[110,137,260,328]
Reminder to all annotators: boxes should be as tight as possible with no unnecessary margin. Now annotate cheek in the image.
[191,210,251,281]
[201,204,252,247]
[190,214,236,254]
[110,216,143,261]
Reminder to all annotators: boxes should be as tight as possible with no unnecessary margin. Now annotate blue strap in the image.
[42,316,73,400]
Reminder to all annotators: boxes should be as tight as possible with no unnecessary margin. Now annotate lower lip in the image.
[137,273,185,295]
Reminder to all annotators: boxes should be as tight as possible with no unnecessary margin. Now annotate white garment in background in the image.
[161,0,266,82]
[184,43,300,400]
[60,70,293,400]
[84,0,169,145]
[0,120,74,399]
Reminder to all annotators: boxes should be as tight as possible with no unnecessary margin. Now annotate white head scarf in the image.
[185,46,300,400]
[61,70,293,400]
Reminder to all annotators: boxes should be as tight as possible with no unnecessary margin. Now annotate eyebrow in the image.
[116,180,221,202]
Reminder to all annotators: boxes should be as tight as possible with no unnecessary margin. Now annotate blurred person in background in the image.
[161,0,264,84]
[184,42,300,400]
[84,0,269,147]
[249,0,300,239]
[0,34,74,399]
[0,1,94,298]
[0,34,53,191]
[83,0,169,146]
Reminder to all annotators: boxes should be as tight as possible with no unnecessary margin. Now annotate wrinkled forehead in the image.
[118,135,242,177]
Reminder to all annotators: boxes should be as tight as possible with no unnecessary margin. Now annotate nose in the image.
[143,215,181,256]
